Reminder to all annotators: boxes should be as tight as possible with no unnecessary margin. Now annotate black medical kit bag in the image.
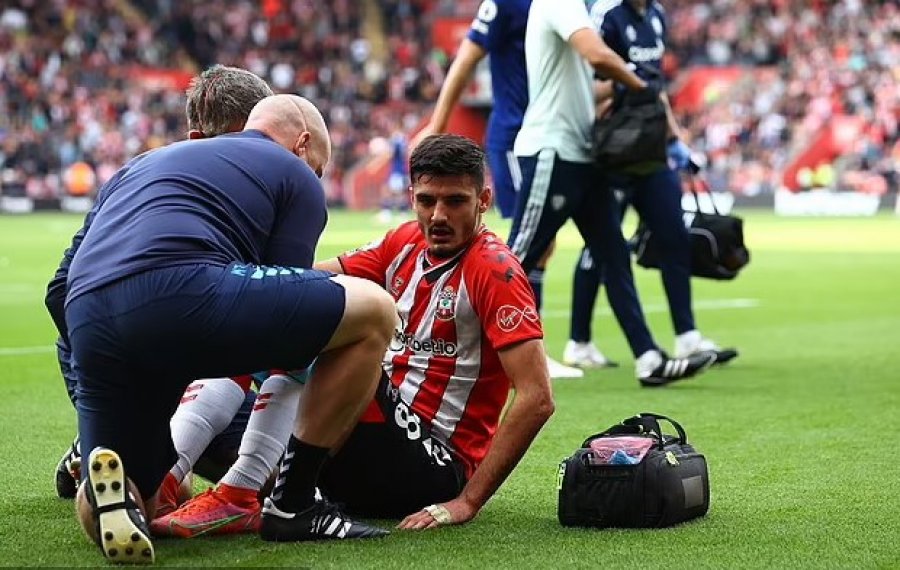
[557,413,709,528]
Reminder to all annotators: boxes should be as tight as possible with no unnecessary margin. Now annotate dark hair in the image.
[185,65,274,136]
[409,134,485,188]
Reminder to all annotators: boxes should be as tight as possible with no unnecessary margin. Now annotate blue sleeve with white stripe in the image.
[467,0,508,51]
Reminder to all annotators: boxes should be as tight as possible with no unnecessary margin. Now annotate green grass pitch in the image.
[0,210,898,568]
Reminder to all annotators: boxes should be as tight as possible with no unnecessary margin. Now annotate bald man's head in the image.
[244,95,332,178]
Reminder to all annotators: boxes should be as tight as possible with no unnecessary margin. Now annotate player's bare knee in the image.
[355,281,396,344]
[369,286,398,339]
[333,275,396,337]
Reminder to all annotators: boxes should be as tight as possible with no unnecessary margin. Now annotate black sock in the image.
[271,436,329,512]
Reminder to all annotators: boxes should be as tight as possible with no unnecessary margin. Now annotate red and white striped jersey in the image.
[339,221,542,475]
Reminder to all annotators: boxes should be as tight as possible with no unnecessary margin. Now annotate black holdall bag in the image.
[557,413,710,529]
[592,82,668,170]
[632,175,751,280]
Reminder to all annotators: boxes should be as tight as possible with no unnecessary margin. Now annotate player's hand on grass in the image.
[396,497,478,530]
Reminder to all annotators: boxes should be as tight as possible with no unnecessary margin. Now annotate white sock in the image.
[169,378,246,483]
[220,374,303,492]
[635,350,664,378]
[675,330,702,356]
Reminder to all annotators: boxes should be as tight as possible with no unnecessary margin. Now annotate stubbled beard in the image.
[430,246,456,258]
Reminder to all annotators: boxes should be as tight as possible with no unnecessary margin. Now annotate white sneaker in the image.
[674,330,739,365]
[562,340,619,368]
[546,355,584,379]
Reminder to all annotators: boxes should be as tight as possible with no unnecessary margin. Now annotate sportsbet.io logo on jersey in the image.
[391,330,458,357]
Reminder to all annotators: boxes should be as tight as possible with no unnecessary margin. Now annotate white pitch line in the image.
[0,345,56,357]
[542,298,759,319]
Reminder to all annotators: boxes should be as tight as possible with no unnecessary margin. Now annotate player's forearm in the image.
[592,49,645,91]
[430,65,474,133]
[314,257,344,274]
[660,92,689,142]
[570,29,645,92]
[430,40,484,132]
[458,390,554,511]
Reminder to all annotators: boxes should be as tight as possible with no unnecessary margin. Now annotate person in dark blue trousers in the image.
[563,0,737,368]
[509,0,716,385]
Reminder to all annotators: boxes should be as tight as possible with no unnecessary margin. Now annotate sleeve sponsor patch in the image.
[496,304,539,332]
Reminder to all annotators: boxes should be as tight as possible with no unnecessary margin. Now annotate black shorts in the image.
[318,374,467,518]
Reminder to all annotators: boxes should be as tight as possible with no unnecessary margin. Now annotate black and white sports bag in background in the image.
[632,175,750,280]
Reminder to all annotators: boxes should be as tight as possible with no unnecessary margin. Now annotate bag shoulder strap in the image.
[581,412,688,448]
[626,412,688,445]
[687,173,720,216]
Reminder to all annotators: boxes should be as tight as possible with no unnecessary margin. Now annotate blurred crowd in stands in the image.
[0,0,444,203]
[668,0,898,196]
[0,0,897,204]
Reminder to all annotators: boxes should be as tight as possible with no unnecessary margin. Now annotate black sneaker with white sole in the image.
[639,351,717,387]
[55,436,81,499]
[711,348,739,366]
[260,497,389,542]
[84,447,154,564]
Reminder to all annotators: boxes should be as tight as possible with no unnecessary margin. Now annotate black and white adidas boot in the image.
[84,447,154,564]
[55,436,81,499]
[639,351,717,387]
[710,348,739,366]
[260,497,389,542]
[674,333,739,367]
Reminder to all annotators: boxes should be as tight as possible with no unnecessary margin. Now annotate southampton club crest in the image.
[435,285,457,321]
[389,275,405,297]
